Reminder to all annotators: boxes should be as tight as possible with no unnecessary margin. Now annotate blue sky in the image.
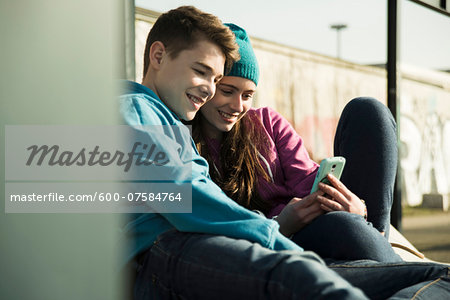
[136,0,450,70]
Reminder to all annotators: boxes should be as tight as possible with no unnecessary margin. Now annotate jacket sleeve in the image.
[164,178,301,251]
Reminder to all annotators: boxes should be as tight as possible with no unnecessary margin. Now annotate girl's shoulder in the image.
[248,106,284,124]
[248,107,288,130]
[248,106,280,118]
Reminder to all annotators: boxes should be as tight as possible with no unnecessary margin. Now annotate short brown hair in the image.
[142,6,240,79]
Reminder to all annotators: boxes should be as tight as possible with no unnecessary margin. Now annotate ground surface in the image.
[401,208,450,263]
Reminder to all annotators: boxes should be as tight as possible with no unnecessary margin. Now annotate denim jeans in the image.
[328,259,450,300]
[334,97,398,235]
[134,230,449,299]
[292,211,402,262]
[135,229,367,299]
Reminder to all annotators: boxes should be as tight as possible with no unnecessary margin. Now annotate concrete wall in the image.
[250,39,387,160]
[135,8,450,209]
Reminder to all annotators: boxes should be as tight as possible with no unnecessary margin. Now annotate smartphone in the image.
[310,156,346,194]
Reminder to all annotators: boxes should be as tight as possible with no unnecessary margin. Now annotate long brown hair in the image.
[192,111,274,214]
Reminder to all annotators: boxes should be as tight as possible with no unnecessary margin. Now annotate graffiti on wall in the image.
[400,97,450,210]
[295,116,338,162]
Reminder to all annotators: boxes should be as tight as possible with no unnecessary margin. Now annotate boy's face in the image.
[155,39,225,121]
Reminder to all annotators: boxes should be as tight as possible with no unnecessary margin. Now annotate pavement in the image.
[400,209,450,263]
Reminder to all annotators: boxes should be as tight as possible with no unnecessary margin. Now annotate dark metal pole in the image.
[387,0,402,231]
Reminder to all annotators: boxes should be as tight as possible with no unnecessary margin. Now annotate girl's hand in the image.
[275,193,325,237]
[316,173,366,217]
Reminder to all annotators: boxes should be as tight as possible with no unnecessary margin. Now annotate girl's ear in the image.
[149,41,166,70]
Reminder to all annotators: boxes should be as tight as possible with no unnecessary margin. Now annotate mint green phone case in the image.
[310,156,346,194]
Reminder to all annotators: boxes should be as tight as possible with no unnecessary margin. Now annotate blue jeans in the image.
[135,230,367,299]
[292,98,401,262]
[328,259,450,300]
[292,211,402,262]
[134,230,450,299]
[334,97,398,235]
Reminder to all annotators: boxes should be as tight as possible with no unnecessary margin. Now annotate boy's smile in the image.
[152,39,225,121]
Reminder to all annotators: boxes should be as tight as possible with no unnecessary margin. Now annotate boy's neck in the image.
[141,74,159,99]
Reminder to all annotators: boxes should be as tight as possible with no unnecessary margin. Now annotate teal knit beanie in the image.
[225,23,260,86]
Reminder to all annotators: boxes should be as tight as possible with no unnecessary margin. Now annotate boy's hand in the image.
[275,193,324,237]
[316,174,366,217]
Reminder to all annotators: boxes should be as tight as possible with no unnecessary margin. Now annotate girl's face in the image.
[200,76,256,139]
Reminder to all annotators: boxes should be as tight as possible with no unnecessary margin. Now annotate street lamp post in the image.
[330,23,347,59]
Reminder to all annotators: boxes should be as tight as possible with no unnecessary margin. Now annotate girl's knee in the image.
[345,97,389,117]
[321,211,363,224]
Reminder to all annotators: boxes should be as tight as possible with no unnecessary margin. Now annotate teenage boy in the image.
[120,5,367,299]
